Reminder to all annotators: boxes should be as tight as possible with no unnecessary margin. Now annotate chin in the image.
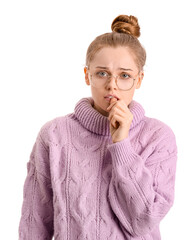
[93,101,108,117]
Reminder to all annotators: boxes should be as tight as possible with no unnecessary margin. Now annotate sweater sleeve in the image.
[18,132,54,240]
[107,125,177,237]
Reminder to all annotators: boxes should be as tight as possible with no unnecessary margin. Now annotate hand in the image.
[107,98,133,143]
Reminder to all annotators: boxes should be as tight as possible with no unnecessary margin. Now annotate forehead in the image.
[90,46,138,72]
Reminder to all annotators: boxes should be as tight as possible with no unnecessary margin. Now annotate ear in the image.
[84,67,90,85]
[136,71,144,89]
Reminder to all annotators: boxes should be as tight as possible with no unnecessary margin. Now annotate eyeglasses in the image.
[88,70,139,91]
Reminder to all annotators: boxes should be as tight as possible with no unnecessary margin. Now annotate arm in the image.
[107,126,177,237]
[18,133,54,240]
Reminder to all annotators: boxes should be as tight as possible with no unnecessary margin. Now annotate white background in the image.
[0,0,195,239]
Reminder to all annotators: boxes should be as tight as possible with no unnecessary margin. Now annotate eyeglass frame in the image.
[86,66,141,91]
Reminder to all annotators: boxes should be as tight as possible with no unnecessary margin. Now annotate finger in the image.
[106,102,116,111]
[110,117,119,129]
[110,114,124,128]
[107,99,127,113]
[108,107,126,121]
[110,97,118,104]
[110,111,124,124]
[106,98,118,111]
[110,109,133,126]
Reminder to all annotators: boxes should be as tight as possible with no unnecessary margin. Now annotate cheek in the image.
[90,87,98,97]
[122,90,135,106]
[90,86,103,98]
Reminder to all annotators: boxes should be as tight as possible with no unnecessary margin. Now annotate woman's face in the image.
[84,46,144,117]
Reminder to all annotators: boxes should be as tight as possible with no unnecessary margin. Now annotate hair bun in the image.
[111,15,140,38]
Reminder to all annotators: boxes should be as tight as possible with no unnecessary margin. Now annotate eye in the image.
[96,71,108,77]
[121,73,132,79]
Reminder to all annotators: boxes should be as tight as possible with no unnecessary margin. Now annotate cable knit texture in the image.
[18,97,178,240]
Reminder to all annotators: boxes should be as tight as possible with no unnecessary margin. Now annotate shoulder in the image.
[37,113,76,146]
[142,116,175,136]
[139,116,177,148]
[137,117,177,165]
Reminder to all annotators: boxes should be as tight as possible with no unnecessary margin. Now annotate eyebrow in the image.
[95,66,133,71]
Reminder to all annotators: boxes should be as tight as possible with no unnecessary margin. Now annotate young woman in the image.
[19,14,178,240]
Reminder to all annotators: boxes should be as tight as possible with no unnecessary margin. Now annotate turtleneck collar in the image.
[74,97,145,136]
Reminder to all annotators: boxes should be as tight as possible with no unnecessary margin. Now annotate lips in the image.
[104,94,119,100]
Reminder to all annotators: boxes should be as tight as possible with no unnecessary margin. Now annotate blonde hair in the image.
[85,14,146,71]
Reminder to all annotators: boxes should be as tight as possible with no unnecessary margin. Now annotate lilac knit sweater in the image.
[18,97,178,240]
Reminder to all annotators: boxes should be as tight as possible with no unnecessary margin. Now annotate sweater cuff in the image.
[107,137,139,172]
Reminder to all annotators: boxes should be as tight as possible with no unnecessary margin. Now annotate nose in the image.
[105,75,118,90]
